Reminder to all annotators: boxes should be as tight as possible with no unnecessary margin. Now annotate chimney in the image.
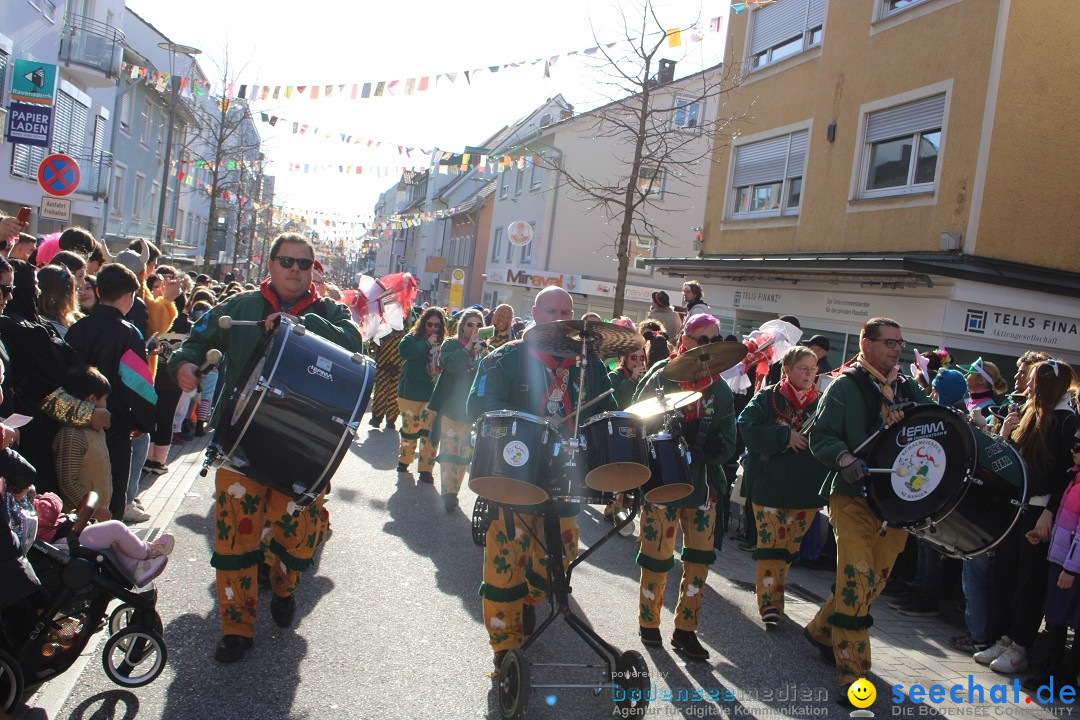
[657,59,676,85]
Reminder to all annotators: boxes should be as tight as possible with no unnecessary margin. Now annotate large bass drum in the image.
[208,317,375,506]
[864,404,1027,558]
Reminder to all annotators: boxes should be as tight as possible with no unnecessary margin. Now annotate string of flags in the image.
[121,63,212,98]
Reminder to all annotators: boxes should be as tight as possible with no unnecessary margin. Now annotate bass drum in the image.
[864,405,1027,558]
[210,318,375,506]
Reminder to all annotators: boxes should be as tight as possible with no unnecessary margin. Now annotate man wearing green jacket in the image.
[171,233,362,663]
[468,286,616,670]
[802,317,930,703]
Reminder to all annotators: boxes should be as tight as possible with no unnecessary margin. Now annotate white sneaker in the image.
[123,503,151,524]
[974,636,1012,666]
[989,643,1027,674]
[131,555,168,586]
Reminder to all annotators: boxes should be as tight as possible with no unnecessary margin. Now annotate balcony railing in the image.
[59,14,124,78]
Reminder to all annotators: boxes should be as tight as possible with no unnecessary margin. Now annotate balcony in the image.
[72,150,113,199]
[59,14,124,87]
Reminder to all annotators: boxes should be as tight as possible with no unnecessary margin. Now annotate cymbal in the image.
[625,390,702,419]
[522,319,644,359]
[663,342,748,383]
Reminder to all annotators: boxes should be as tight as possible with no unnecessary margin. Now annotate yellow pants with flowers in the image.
[637,498,716,632]
[397,398,437,472]
[752,504,817,616]
[211,467,328,638]
[436,416,472,496]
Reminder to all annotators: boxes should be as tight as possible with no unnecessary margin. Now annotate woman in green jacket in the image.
[396,307,446,482]
[737,345,827,628]
[428,309,484,510]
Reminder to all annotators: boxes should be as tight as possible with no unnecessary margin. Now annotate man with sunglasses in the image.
[170,232,362,664]
[802,317,931,705]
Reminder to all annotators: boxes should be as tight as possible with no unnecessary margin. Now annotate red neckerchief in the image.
[773,378,819,431]
[260,278,319,316]
[527,347,577,421]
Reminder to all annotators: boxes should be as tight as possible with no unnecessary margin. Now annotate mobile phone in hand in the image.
[478,326,495,341]
[16,206,31,224]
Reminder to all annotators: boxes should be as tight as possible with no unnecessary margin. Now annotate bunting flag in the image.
[666,28,682,47]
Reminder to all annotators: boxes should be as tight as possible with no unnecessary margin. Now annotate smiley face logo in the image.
[848,678,876,708]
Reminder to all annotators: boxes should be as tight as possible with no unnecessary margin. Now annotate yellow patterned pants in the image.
[210,467,328,638]
[436,416,472,496]
[397,398,437,472]
[637,499,716,631]
[752,504,817,617]
[805,494,908,686]
[480,511,579,652]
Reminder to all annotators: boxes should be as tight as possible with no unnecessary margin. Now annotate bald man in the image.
[468,286,616,669]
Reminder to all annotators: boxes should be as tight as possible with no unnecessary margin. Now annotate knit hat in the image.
[651,290,670,308]
[932,368,967,408]
[804,335,830,352]
[33,492,63,543]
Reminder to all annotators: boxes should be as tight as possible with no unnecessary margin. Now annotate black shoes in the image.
[443,494,458,513]
[762,609,783,628]
[270,594,296,628]
[396,462,408,473]
[418,471,434,484]
[214,634,253,663]
[194,421,207,437]
[804,626,836,666]
[370,416,382,427]
[671,629,710,661]
[640,627,663,647]
[522,604,536,637]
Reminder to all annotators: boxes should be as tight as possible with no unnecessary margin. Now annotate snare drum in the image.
[640,433,694,504]
[469,411,558,505]
[579,411,651,492]
[209,317,376,506]
[864,404,1027,558]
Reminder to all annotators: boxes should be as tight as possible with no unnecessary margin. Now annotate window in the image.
[111,165,126,217]
[119,93,133,135]
[880,0,931,19]
[176,208,185,241]
[637,166,665,197]
[749,0,826,70]
[499,171,509,199]
[630,234,656,272]
[861,93,944,197]
[150,181,160,227]
[520,223,535,263]
[505,229,515,262]
[0,49,9,107]
[140,99,152,146]
[672,97,702,131]
[514,168,524,195]
[530,159,543,189]
[730,129,808,218]
[133,174,146,220]
[491,226,503,261]
[155,109,166,155]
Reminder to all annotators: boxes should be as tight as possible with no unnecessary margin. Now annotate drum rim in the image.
[581,410,642,425]
[476,409,560,432]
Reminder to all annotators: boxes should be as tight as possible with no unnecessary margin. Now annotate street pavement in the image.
[14,424,1074,720]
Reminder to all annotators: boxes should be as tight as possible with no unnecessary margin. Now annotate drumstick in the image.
[551,389,615,429]
[865,467,909,477]
[218,316,265,329]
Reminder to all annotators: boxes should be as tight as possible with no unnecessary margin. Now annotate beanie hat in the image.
[651,290,670,308]
[932,368,968,408]
[33,492,63,543]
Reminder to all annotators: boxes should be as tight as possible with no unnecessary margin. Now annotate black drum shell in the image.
[469,411,556,505]
[579,411,651,492]
[641,433,694,505]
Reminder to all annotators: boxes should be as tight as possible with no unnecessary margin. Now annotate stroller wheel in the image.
[109,605,164,637]
[102,627,167,688]
[0,648,25,713]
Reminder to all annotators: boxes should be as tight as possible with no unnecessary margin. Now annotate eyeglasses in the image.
[692,335,720,345]
[870,338,907,349]
[271,255,314,271]
[0,284,12,298]
[425,321,443,329]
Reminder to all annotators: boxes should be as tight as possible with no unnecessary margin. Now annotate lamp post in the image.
[154,41,201,254]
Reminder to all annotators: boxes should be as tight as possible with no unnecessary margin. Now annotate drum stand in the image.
[496,328,651,719]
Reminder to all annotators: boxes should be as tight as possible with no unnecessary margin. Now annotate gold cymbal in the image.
[624,390,702,418]
[662,342,748,383]
[522,319,644,359]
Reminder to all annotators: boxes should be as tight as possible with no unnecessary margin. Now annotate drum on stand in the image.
[208,318,375,506]
[863,405,1027,558]
[469,411,557,505]
[640,433,694,504]
[546,446,614,505]
[579,411,651,492]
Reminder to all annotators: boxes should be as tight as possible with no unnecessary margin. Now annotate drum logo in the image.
[897,420,946,445]
[619,427,636,438]
[308,356,334,381]
[892,438,946,502]
[503,441,530,467]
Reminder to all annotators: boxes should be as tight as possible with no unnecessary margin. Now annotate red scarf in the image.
[774,377,819,431]
[527,347,577,422]
[260,278,320,316]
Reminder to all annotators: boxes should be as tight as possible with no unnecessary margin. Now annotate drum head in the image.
[469,476,549,506]
[586,462,652,493]
[865,405,977,528]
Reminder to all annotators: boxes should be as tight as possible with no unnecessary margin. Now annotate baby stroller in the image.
[1,491,167,713]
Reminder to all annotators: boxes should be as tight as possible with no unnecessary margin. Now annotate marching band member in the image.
[468,286,616,669]
[171,233,362,663]
[631,313,736,661]
[395,307,445,483]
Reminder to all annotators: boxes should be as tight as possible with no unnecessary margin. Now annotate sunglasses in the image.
[272,255,314,271]
[0,284,12,298]
[870,338,907,349]
[693,335,720,344]
[425,321,443,329]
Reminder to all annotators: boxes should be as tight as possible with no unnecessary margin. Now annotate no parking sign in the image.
[37,154,81,197]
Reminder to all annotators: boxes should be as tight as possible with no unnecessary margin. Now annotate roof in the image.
[644,252,1080,298]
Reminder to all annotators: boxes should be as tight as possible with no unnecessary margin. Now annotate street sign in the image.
[5,102,53,147]
[448,267,466,311]
[37,153,81,197]
[508,221,533,246]
[10,59,57,105]
[39,196,72,222]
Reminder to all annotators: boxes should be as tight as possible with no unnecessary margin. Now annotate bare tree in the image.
[515,1,746,317]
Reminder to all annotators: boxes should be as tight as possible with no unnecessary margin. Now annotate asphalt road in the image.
[26,424,1066,720]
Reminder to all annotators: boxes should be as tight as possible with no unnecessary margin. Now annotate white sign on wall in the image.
[486,266,580,290]
[944,302,1080,354]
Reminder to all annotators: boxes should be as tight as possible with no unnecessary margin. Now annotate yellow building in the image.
[650,0,1080,371]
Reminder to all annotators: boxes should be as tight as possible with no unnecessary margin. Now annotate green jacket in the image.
[737,386,827,510]
[467,340,616,515]
[633,359,737,507]
[168,290,362,427]
[396,333,438,402]
[809,368,931,498]
[427,338,476,423]
[607,368,637,410]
